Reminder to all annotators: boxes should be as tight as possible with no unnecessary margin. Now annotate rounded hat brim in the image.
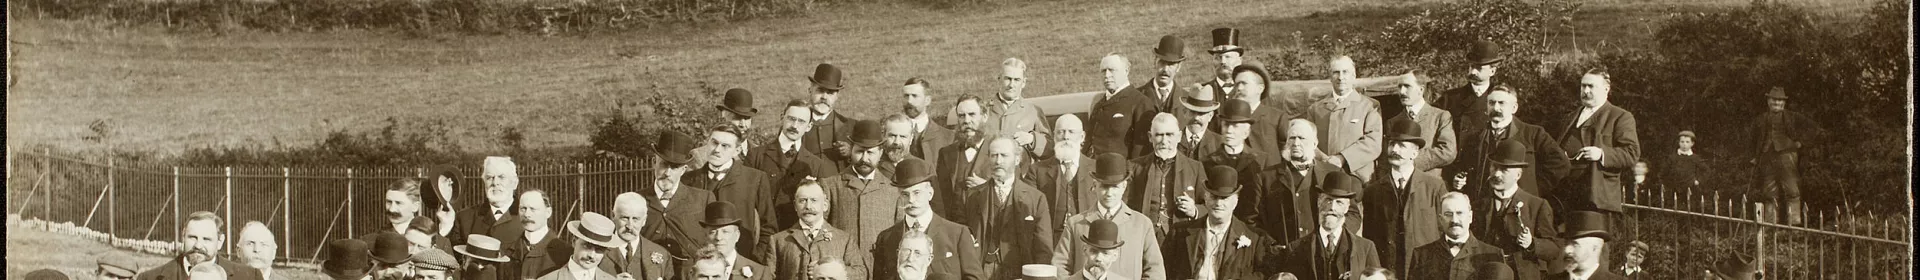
[1207,46,1245,54]
[322,267,370,280]
[718,105,757,117]
[809,78,844,91]
[568,221,627,248]
[1080,237,1126,250]
[700,218,743,228]
[453,246,511,263]
[1181,100,1221,112]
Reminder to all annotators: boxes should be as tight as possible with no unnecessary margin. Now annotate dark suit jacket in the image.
[1137,81,1192,120]
[684,164,777,262]
[1359,171,1447,273]
[1406,236,1504,280]
[1163,218,1276,280]
[1747,109,1825,155]
[1434,85,1490,137]
[1202,149,1269,223]
[872,215,985,280]
[915,121,956,170]
[960,181,1053,280]
[642,185,718,259]
[1554,104,1639,213]
[1449,119,1571,201]
[934,139,994,218]
[768,225,872,280]
[1023,156,1100,239]
[1280,229,1382,280]
[1129,154,1210,238]
[1656,151,1704,188]
[1087,87,1157,158]
[1472,190,1562,280]
[598,238,677,280]
[804,112,858,163]
[1546,270,1628,280]
[745,140,840,233]
[135,258,264,280]
[1180,130,1223,161]
[503,231,568,280]
[1246,105,1290,166]
[1256,161,1340,244]
[454,206,525,252]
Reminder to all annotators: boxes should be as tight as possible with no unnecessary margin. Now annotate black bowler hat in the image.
[1474,262,1514,280]
[893,158,935,188]
[1204,165,1240,197]
[654,130,698,165]
[1384,115,1425,147]
[1217,99,1254,123]
[718,88,757,117]
[701,201,743,228]
[851,119,885,148]
[1154,35,1187,63]
[1560,211,1611,240]
[369,232,410,265]
[1467,40,1505,66]
[322,239,374,280]
[1208,28,1244,54]
[810,64,844,91]
[1489,139,1530,167]
[1714,253,1763,280]
[1320,173,1361,198]
[1092,153,1131,186]
[1081,219,1126,249]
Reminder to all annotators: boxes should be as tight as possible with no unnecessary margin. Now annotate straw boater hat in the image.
[24,269,69,280]
[568,212,626,248]
[718,88,758,117]
[1384,115,1426,148]
[810,64,844,91]
[1154,35,1187,63]
[1020,264,1058,280]
[322,239,374,280]
[1091,153,1131,186]
[453,234,510,263]
[1208,28,1244,54]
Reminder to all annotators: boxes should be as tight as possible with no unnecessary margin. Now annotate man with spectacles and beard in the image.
[136,211,265,280]
[644,131,720,260]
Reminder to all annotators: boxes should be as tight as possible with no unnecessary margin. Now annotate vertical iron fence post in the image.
[225,167,234,256]
[283,167,292,261]
[577,163,586,217]
[173,166,181,239]
[347,168,355,238]
[109,157,116,242]
[45,147,52,223]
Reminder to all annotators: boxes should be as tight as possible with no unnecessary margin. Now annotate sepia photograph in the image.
[5,0,1912,278]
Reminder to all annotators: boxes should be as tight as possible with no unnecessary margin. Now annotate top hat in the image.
[1320,173,1361,198]
[810,64,844,91]
[1204,165,1241,197]
[97,252,140,278]
[1489,139,1530,167]
[1208,28,1244,54]
[701,201,743,228]
[369,232,411,265]
[410,249,459,271]
[1384,115,1426,147]
[1217,99,1255,123]
[1714,254,1763,280]
[1092,153,1132,186]
[718,88,758,117]
[1560,211,1612,240]
[1766,87,1789,100]
[1182,86,1222,113]
[893,158,935,188]
[322,239,375,280]
[453,234,511,263]
[1467,40,1505,66]
[654,131,699,165]
[24,269,68,280]
[1474,261,1515,280]
[1154,35,1187,63]
[568,212,627,248]
[851,119,886,148]
[1081,219,1126,249]
[1021,264,1057,280]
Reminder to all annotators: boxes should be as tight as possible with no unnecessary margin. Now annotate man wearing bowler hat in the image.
[700,88,760,164]
[1066,220,1132,280]
[702,201,773,280]
[1024,114,1100,237]
[1475,262,1516,280]
[986,58,1051,161]
[772,181,874,280]
[960,137,1055,280]
[646,131,721,260]
[323,239,376,280]
[1435,40,1505,136]
[1406,192,1502,280]
[805,63,859,164]
[1362,116,1448,273]
[1164,166,1277,280]
[1473,140,1562,280]
[1052,153,1165,280]
[368,232,414,280]
[825,119,907,250]
[1202,28,1246,110]
[455,235,512,280]
[1746,86,1824,226]
[1140,35,1193,121]
[1382,71,1456,178]
[1203,99,1267,222]
[873,158,985,280]
[1278,174,1381,280]
[686,125,778,262]
[601,193,677,280]
[537,212,624,280]
[1132,113,1211,233]
[1546,211,1624,280]
[1180,84,1224,160]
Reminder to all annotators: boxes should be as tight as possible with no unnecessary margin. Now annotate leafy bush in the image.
[581,82,727,161]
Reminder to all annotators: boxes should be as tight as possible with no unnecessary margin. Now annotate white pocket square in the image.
[1112,113,1125,118]
[1024,215,1035,221]
[1349,118,1359,123]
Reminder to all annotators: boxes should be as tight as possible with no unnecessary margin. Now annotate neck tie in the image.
[493,210,504,220]
[1398,178,1409,189]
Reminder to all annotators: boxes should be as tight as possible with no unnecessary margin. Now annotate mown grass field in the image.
[4,0,1880,154]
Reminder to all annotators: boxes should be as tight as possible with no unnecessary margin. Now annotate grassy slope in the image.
[4,224,329,279]
[3,0,1875,154]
